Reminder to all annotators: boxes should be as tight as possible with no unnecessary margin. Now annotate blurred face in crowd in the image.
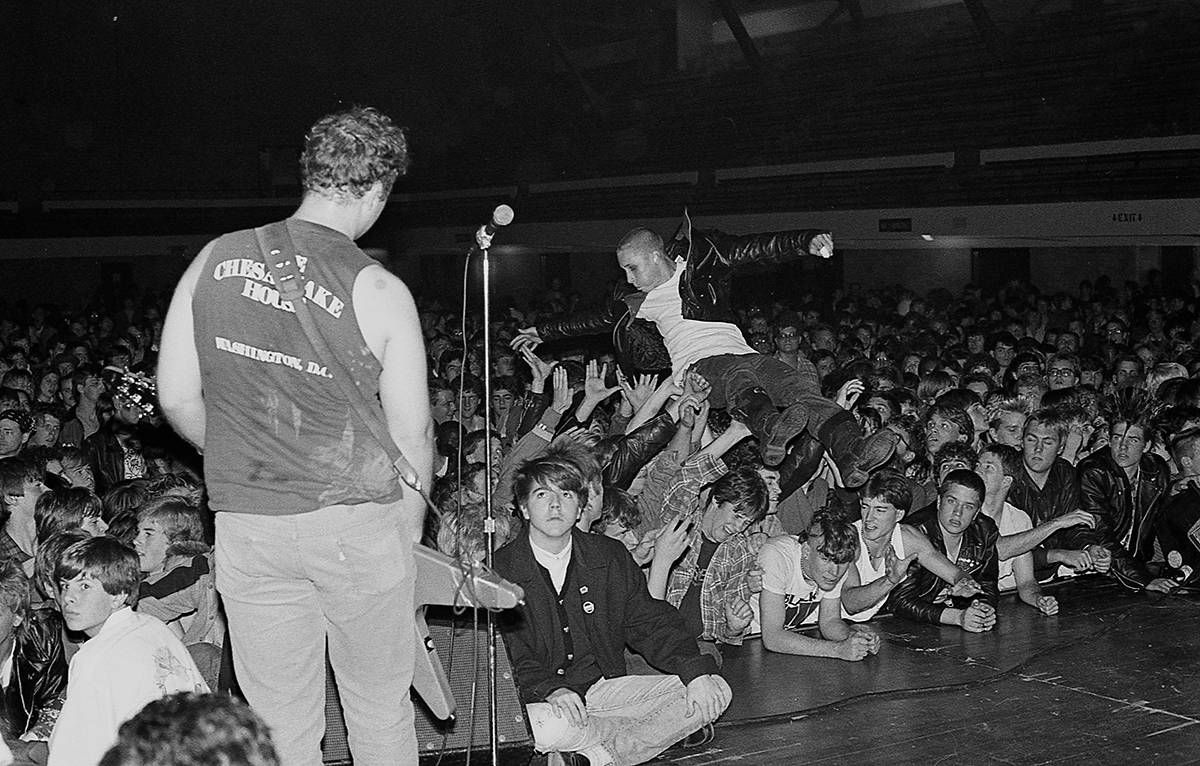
[925,413,964,457]
[992,343,1015,370]
[135,519,171,573]
[937,458,972,487]
[458,390,481,419]
[966,333,985,355]
[1015,359,1041,378]
[810,328,836,352]
[1105,322,1128,346]
[492,388,515,416]
[815,355,837,382]
[1046,361,1078,390]
[1080,367,1103,389]
[1109,422,1148,474]
[1114,361,1140,388]
[1022,421,1062,477]
[430,390,457,424]
[1055,332,1079,354]
[0,418,26,458]
[28,414,61,449]
[776,326,801,355]
[990,410,1026,448]
[975,452,1012,502]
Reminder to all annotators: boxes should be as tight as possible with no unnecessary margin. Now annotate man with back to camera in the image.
[158,106,433,766]
[511,223,896,488]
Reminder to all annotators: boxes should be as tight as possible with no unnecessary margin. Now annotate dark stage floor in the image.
[656,577,1200,765]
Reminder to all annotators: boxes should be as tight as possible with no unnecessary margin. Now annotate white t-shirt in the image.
[49,607,208,766]
[531,537,573,593]
[845,519,906,621]
[984,502,1033,592]
[637,260,755,380]
[758,535,846,631]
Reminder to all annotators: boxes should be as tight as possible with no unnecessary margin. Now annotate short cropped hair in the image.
[1024,407,1069,442]
[933,441,979,478]
[300,106,409,199]
[616,227,665,257]
[512,455,589,511]
[99,692,279,766]
[708,467,769,524]
[979,442,1022,477]
[939,469,986,504]
[797,510,859,565]
[860,470,912,511]
[56,537,141,603]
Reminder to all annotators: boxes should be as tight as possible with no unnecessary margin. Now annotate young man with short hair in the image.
[757,511,881,660]
[494,455,731,766]
[887,470,999,632]
[0,410,30,460]
[49,537,206,766]
[976,444,1058,615]
[0,458,47,575]
[840,471,983,622]
[1006,409,1108,576]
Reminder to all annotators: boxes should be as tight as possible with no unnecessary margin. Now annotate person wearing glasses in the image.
[771,312,820,393]
[1045,353,1081,391]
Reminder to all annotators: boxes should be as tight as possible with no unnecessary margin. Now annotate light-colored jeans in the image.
[527,675,714,766]
[215,502,417,766]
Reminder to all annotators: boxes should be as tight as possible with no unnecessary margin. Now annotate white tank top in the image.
[845,519,907,621]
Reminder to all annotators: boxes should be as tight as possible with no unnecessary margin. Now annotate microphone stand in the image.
[476,229,500,766]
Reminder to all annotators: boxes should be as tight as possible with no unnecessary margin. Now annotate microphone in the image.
[472,204,515,253]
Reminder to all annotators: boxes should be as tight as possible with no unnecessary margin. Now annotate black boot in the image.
[816,411,898,488]
[730,387,809,467]
[776,435,826,498]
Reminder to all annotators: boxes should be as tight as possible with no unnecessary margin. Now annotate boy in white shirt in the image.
[757,511,881,661]
[49,537,206,766]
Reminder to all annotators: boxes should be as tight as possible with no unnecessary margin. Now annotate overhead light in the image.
[921,233,934,241]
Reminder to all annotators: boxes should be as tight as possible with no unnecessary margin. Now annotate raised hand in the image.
[550,366,573,414]
[521,347,554,386]
[651,516,694,568]
[835,378,865,411]
[808,233,834,259]
[583,360,620,403]
[510,327,542,353]
[885,546,918,585]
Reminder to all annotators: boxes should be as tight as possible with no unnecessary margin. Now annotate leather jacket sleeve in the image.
[536,287,627,343]
[689,228,825,275]
[602,412,677,491]
[12,607,68,735]
[1078,456,1153,588]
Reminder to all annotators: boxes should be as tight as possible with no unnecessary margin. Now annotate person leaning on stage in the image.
[493,453,731,766]
[756,510,882,661]
[158,106,433,766]
[886,470,1000,632]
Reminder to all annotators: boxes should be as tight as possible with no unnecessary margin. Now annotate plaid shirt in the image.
[651,453,757,645]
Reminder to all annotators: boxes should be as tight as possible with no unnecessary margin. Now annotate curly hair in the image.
[299,106,409,199]
[797,510,859,565]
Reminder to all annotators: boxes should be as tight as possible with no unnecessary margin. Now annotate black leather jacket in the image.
[1157,479,1200,586]
[1078,450,1170,589]
[886,504,1000,626]
[2,605,67,736]
[535,224,824,372]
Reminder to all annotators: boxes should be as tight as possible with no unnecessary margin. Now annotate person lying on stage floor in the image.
[1078,390,1177,593]
[976,444,1059,615]
[757,510,881,661]
[840,470,984,623]
[494,454,731,766]
[1005,408,1109,579]
[886,470,1000,632]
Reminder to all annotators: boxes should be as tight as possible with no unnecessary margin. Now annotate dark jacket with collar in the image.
[534,224,824,372]
[2,604,67,736]
[1078,449,1170,588]
[886,504,1000,626]
[1157,478,1200,586]
[1007,458,1102,568]
[492,528,717,704]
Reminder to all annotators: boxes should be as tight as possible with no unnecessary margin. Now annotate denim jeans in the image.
[215,502,417,766]
[527,674,719,766]
[693,352,842,434]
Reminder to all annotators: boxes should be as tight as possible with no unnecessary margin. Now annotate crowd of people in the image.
[423,253,1200,764]
[0,110,1197,766]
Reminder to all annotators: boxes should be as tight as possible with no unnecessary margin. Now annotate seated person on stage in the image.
[133,497,224,690]
[841,471,984,622]
[645,463,768,660]
[976,444,1058,615]
[1156,426,1200,589]
[48,537,207,766]
[493,454,731,766]
[99,692,279,766]
[887,470,999,633]
[1005,408,1108,578]
[757,511,881,661]
[1078,391,1176,593]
